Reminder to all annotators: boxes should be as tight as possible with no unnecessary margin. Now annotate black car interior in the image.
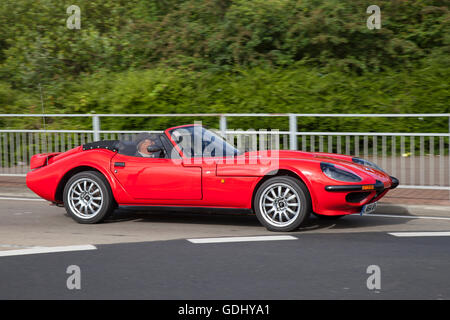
[117,134,170,158]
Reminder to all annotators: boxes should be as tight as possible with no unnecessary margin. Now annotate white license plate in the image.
[361,202,377,215]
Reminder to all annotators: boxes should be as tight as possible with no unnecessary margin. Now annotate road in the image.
[0,198,450,299]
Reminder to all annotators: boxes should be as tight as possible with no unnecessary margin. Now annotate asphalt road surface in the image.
[1,198,450,299]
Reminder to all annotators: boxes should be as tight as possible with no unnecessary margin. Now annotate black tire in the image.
[63,171,115,224]
[253,176,311,232]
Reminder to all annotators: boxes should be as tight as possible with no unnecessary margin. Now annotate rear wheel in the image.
[254,176,311,232]
[63,171,115,224]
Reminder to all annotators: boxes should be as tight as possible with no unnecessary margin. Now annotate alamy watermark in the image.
[366,265,381,291]
[66,265,81,290]
[67,5,81,30]
[367,5,381,30]
[166,121,280,169]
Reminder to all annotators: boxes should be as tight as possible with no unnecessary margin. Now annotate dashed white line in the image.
[0,197,44,201]
[187,235,298,244]
[0,245,97,257]
[388,231,450,237]
[352,213,450,221]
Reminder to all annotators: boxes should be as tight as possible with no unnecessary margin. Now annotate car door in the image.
[111,151,202,201]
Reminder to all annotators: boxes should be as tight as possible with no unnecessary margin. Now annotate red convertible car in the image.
[26,124,398,232]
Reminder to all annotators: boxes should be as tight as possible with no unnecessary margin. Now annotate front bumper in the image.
[389,176,399,189]
[325,176,399,192]
[314,176,399,216]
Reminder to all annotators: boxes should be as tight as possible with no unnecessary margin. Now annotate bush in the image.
[0,0,448,134]
[2,58,448,132]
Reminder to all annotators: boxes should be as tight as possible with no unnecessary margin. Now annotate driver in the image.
[133,133,162,158]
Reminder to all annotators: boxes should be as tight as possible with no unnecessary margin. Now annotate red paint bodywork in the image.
[26,125,396,216]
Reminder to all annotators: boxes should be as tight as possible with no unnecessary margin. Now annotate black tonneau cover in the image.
[82,140,119,152]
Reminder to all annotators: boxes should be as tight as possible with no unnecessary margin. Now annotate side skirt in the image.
[117,206,254,215]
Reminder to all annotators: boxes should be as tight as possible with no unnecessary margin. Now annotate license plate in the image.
[361,202,377,215]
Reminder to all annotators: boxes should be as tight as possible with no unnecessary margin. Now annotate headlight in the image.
[352,157,385,173]
[320,162,362,182]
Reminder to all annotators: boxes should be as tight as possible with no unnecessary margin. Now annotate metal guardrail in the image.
[0,113,449,190]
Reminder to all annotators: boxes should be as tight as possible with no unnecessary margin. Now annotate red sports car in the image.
[26,124,398,232]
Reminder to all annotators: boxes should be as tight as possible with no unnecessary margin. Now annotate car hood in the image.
[245,150,354,162]
[245,149,390,180]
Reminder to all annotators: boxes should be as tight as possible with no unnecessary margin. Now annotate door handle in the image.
[114,162,125,167]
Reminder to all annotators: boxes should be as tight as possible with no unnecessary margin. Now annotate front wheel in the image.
[254,176,311,232]
[63,171,115,224]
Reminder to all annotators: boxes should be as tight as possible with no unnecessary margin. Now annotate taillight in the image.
[29,153,58,170]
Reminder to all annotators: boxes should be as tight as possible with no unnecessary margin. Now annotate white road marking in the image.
[0,245,97,257]
[352,213,450,221]
[0,197,44,201]
[0,244,32,249]
[388,231,450,237]
[187,235,298,244]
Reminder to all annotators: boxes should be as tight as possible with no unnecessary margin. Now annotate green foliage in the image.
[1,0,449,87]
[0,0,448,133]
[2,58,448,132]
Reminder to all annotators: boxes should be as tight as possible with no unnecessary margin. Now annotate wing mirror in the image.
[147,145,162,153]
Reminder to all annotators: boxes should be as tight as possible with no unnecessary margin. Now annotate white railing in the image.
[0,113,449,190]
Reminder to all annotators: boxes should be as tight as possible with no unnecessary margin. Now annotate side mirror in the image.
[147,145,162,153]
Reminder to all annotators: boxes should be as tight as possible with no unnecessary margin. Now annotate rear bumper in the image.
[26,167,59,202]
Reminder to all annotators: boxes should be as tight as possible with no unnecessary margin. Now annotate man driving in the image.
[133,133,163,158]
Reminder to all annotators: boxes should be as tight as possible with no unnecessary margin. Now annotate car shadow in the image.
[106,207,261,227]
[103,206,413,232]
[303,214,414,232]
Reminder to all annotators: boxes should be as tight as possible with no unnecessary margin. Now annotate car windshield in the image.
[170,126,240,158]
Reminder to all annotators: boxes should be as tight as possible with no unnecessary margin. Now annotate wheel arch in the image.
[54,165,115,204]
[251,168,315,212]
